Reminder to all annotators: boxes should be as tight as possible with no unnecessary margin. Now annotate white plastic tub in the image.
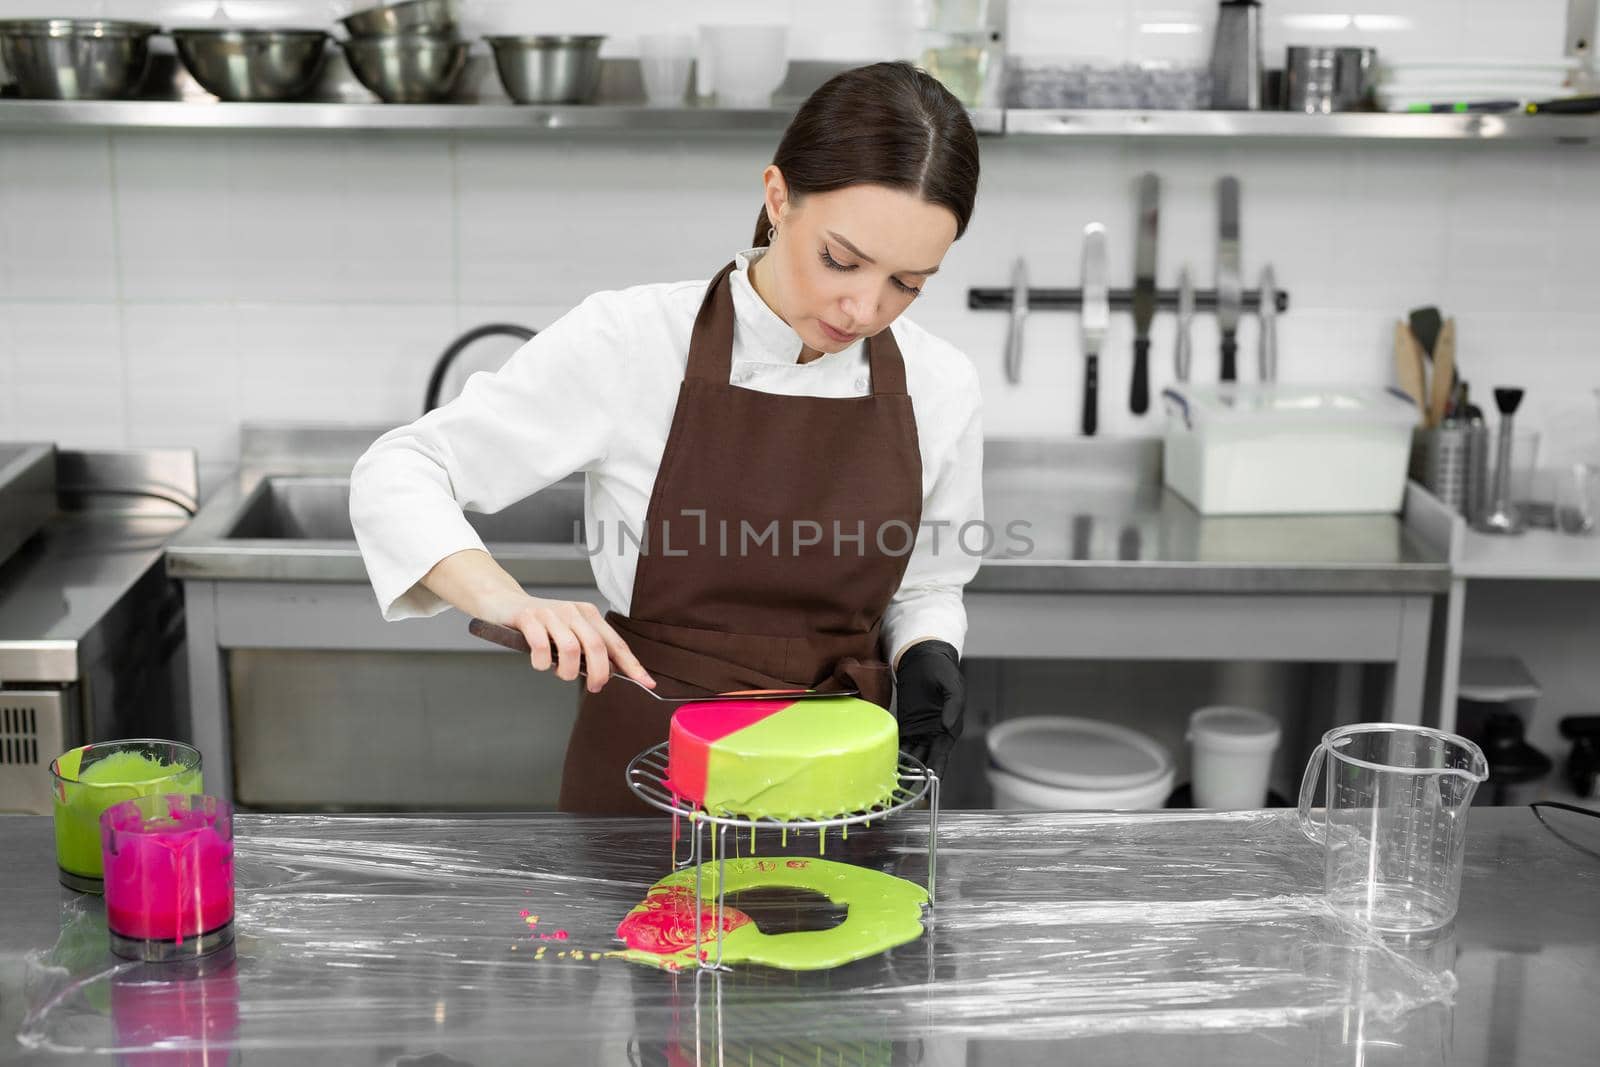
[985,716,1175,811]
[1187,705,1281,809]
[1162,384,1418,515]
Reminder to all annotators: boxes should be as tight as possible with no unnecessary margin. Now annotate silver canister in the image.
[1208,0,1263,110]
[1283,45,1377,112]
[1412,425,1475,516]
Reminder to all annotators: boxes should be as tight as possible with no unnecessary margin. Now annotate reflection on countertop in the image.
[2,807,1596,1065]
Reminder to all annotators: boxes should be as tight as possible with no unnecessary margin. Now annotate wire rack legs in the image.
[681,772,941,972]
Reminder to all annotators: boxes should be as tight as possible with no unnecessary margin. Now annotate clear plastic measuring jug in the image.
[1298,723,1489,933]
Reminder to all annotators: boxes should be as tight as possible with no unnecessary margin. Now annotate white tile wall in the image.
[0,133,119,302]
[2,2,1599,471]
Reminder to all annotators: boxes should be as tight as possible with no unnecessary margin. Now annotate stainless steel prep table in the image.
[3,807,1595,1065]
[0,448,196,794]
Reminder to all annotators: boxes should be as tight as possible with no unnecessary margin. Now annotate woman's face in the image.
[761,171,959,356]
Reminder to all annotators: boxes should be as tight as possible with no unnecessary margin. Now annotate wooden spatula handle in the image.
[1428,318,1457,428]
[1393,321,1428,424]
[468,617,533,653]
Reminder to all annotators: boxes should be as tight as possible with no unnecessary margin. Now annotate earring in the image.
[767,226,777,243]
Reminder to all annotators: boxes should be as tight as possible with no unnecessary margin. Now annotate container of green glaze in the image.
[49,740,203,893]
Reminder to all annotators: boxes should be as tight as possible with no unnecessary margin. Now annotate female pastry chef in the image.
[351,61,983,813]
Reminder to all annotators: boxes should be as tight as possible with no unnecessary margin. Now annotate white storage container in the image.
[985,716,1175,811]
[1161,385,1418,515]
[1187,705,1281,809]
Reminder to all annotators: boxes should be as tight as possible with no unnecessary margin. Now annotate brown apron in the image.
[556,261,925,813]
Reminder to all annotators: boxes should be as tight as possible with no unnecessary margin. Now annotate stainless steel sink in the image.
[166,423,594,582]
[224,475,585,545]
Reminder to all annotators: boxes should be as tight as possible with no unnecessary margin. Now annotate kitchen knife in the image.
[1258,264,1278,383]
[1216,176,1242,382]
[466,618,856,702]
[1175,265,1194,382]
[1004,257,1029,385]
[1131,172,1159,415]
[1080,223,1109,437]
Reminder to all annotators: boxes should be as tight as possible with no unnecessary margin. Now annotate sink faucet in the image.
[424,323,536,414]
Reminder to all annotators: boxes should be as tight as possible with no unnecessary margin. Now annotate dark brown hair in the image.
[753,62,980,248]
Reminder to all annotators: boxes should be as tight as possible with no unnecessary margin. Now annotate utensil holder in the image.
[1411,425,1484,517]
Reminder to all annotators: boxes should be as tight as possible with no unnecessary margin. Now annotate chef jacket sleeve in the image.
[881,361,984,666]
[350,290,628,621]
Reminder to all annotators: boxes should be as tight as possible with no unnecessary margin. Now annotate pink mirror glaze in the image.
[663,700,791,801]
[101,795,234,944]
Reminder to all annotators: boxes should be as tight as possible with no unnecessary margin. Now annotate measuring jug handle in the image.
[1297,741,1328,845]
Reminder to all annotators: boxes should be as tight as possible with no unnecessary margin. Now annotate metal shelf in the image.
[1004,108,1600,143]
[0,97,1006,134]
[2,99,1595,142]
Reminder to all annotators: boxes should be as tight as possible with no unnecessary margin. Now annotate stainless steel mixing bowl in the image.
[341,32,468,103]
[485,35,604,104]
[0,18,159,100]
[339,0,459,39]
[172,27,331,102]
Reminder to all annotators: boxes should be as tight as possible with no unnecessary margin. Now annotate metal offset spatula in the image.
[1080,223,1109,437]
[1174,264,1194,383]
[466,618,857,703]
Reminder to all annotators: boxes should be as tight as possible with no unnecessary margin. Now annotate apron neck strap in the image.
[686,260,909,397]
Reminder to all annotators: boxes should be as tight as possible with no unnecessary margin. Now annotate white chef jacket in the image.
[349,249,984,665]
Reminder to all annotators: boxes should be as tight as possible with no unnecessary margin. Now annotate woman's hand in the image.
[497,596,655,693]
[421,548,654,694]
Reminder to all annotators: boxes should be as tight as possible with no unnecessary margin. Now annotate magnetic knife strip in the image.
[966,286,1288,313]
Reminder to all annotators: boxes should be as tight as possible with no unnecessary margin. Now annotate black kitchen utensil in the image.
[1216,176,1242,382]
[1408,306,1443,358]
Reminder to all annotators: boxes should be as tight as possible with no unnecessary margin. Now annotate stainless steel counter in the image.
[0,512,187,683]
[3,807,1597,1064]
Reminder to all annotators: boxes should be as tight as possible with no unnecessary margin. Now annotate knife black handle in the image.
[1082,354,1099,437]
[1131,336,1150,415]
[1220,335,1238,383]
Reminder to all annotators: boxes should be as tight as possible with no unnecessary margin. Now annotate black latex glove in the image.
[894,639,965,781]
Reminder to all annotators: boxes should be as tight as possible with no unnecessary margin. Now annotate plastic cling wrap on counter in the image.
[19,811,1459,1062]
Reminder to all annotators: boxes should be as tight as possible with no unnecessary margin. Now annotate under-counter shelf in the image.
[3,99,1598,143]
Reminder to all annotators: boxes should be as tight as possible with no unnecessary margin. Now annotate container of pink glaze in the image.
[100,794,235,962]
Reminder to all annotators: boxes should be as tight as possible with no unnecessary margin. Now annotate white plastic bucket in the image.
[1187,706,1282,809]
[985,716,1175,811]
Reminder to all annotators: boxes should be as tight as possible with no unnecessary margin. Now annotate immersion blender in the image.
[1475,387,1526,535]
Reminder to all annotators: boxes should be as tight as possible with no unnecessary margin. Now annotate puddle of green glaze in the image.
[614,857,927,972]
